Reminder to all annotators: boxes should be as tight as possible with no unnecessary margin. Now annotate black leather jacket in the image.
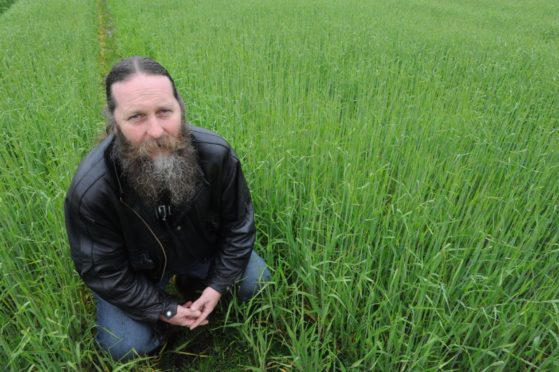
[64,126,255,321]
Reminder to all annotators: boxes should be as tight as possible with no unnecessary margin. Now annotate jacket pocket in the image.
[129,253,155,271]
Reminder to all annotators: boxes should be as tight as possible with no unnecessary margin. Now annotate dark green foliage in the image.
[0,0,15,14]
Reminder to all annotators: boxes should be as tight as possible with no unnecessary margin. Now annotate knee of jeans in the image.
[260,266,272,282]
[237,266,271,302]
[96,325,160,361]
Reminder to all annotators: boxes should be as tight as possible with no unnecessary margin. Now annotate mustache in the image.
[130,134,186,158]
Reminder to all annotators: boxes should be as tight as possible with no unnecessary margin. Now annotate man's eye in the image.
[128,114,142,121]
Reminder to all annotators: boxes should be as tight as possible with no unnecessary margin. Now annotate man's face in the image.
[111,73,182,156]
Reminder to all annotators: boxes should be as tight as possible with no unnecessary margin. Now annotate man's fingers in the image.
[183,301,193,308]
[184,318,198,327]
[185,288,221,329]
[189,318,209,330]
[181,313,209,328]
[177,304,202,319]
[189,299,203,312]
[187,308,202,318]
[189,307,212,330]
[189,315,206,329]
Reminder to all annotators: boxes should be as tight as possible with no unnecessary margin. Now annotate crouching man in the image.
[64,56,270,360]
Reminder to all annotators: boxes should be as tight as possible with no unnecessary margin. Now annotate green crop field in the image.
[1,0,558,370]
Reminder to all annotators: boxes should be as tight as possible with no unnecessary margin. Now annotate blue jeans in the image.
[95,251,271,360]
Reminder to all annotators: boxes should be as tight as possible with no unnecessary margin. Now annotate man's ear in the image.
[177,95,187,122]
[103,106,117,135]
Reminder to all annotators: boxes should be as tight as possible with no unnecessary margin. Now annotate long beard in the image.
[112,125,202,207]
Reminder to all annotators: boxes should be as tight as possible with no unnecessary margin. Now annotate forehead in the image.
[111,74,175,110]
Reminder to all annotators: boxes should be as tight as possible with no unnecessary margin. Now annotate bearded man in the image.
[64,56,270,360]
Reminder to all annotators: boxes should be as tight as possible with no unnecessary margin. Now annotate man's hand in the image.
[188,287,222,330]
[160,302,203,327]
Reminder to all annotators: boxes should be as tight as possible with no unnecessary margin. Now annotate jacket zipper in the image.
[119,197,167,282]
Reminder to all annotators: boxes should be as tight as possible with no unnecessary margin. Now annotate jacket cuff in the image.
[161,297,179,319]
[164,293,179,309]
[207,279,234,294]
[145,293,179,322]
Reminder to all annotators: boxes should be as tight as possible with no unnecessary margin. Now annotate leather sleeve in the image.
[64,198,177,322]
[206,149,255,293]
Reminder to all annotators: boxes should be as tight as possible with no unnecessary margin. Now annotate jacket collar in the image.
[102,133,125,198]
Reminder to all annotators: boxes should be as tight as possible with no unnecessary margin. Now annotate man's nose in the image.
[146,116,164,139]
